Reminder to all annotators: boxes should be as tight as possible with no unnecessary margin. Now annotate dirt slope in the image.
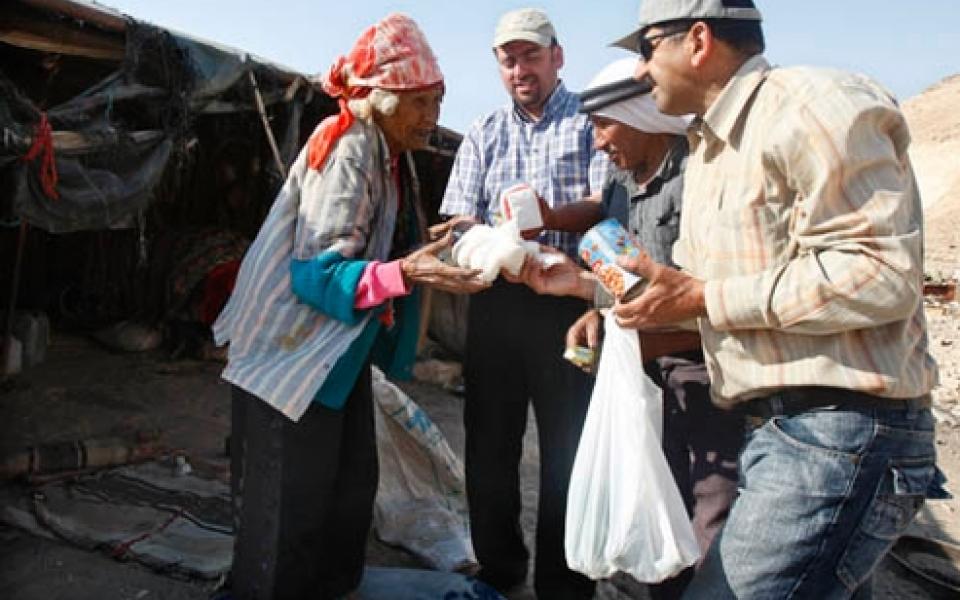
[903,74,960,277]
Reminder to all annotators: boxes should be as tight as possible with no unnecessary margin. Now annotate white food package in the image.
[499,183,543,232]
[450,219,542,283]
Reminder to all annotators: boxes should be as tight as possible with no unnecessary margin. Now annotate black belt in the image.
[740,387,931,421]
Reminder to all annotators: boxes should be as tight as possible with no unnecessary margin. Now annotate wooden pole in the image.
[248,71,286,178]
[2,221,28,373]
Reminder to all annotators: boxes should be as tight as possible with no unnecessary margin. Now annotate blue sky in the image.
[102,0,959,133]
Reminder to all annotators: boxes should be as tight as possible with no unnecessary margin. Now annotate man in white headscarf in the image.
[521,57,744,598]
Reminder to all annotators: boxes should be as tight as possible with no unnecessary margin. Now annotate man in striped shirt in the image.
[438,8,606,599]
[611,1,942,597]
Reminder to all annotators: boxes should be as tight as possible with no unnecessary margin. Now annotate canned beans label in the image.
[579,218,646,300]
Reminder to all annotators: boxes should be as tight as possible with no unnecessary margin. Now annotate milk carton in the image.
[499,183,543,232]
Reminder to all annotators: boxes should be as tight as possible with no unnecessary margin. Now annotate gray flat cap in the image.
[612,0,762,52]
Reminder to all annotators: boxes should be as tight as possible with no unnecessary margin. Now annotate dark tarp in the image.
[1,19,315,233]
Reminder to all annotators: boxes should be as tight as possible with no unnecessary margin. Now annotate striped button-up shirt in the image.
[440,82,607,257]
[213,119,399,422]
[674,55,938,407]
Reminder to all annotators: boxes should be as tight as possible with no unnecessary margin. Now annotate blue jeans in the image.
[683,392,938,599]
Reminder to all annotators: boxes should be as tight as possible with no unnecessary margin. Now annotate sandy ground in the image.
[1,327,959,600]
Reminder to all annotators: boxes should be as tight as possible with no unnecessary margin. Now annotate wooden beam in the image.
[16,0,127,33]
[0,7,124,61]
[8,129,164,153]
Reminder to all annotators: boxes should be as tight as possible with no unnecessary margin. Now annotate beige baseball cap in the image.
[612,0,762,51]
[493,8,557,48]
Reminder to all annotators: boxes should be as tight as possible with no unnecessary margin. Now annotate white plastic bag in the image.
[370,367,477,572]
[564,312,700,583]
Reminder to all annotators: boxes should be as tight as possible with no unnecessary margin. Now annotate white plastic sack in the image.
[371,367,477,572]
[564,312,700,583]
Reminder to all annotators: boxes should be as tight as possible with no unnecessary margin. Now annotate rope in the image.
[21,112,59,200]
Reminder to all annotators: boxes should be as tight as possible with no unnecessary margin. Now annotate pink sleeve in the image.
[354,260,412,309]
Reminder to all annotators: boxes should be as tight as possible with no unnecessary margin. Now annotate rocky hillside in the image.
[903,74,960,278]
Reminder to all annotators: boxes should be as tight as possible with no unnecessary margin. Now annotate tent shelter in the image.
[0,3,479,589]
[0,0,462,359]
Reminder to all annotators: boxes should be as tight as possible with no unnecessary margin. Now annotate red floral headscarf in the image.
[307,13,443,170]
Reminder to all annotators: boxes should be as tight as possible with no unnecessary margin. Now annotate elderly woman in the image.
[213,14,485,599]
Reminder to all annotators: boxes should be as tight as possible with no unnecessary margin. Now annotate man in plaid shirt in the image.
[612,1,944,597]
[438,8,606,600]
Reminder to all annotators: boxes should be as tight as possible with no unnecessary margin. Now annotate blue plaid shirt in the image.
[440,82,608,257]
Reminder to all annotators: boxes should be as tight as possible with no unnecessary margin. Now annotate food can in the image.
[578,218,646,301]
[563,345,597,372]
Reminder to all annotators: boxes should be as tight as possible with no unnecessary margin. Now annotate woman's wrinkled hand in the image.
[427,215,478,242]
[401,233,489,294]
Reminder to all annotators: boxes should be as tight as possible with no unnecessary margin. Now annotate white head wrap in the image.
[582,58,690,135]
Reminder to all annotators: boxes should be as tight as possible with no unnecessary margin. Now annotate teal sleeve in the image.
[315,318,382,409]
[290,251,370,325]
[314,288,421,409]
[372,287,421,380]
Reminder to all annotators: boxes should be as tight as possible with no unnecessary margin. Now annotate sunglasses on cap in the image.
[638,24,692,61]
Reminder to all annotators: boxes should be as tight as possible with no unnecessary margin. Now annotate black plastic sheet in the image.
[1,19,311,233]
